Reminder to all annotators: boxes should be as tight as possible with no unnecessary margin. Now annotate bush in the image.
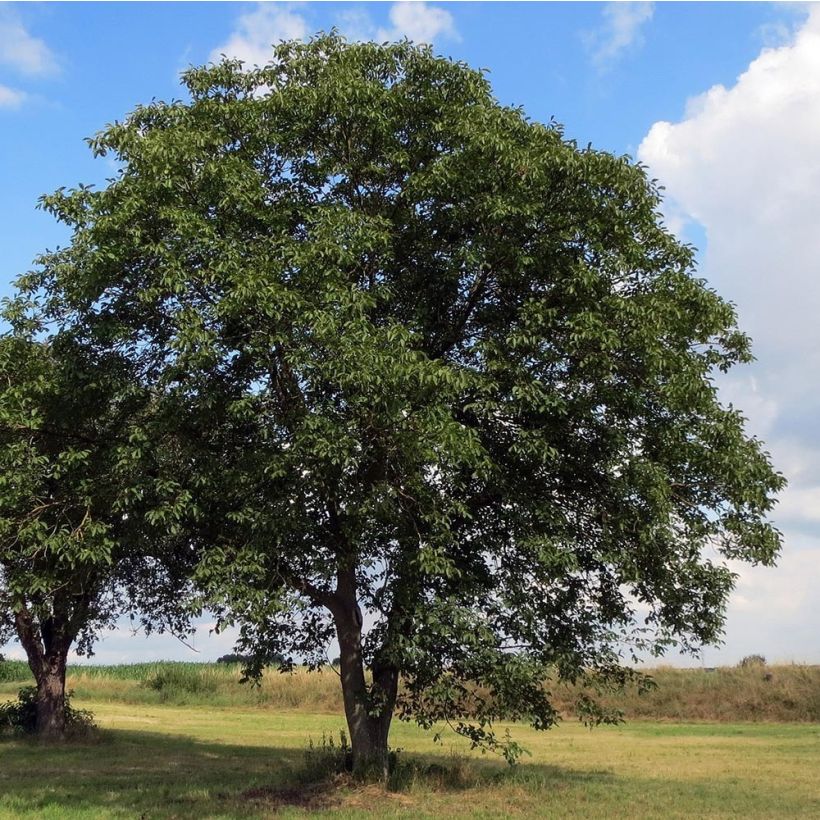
[142,665,218,700]
[215,653,252,665]
[739,655,767,668]
[299,730,353,782]
[216,652,285,667]
[299,730,404,784]
[297,730,353,783]
[0,686,96,738]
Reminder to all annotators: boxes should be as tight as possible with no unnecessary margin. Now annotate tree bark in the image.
[14,606,70,741]
[332,572,398,782]
[35,654,68,741]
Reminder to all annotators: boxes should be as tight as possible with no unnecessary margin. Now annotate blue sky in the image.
[1,2,818,666]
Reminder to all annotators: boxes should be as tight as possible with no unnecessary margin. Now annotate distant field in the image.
[2,659,818,722]
[0,699,818,818]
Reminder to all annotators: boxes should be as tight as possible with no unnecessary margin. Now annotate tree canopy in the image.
[8,35,784,770]
[0,322,192,738]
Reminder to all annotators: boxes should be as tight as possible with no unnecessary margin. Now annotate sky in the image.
[1,1,818,667]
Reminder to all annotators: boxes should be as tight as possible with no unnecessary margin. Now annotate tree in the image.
[0,326,192,739]
[17,36,784,772]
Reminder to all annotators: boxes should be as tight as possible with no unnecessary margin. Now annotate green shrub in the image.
[215,653,252,665]
[142,664,219,701]
[300,730,353,782]
[299,730,404,784]
[0,686,96,738]
[739,655,767,668]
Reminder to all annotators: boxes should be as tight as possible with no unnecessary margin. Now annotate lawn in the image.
[1,699,818,818]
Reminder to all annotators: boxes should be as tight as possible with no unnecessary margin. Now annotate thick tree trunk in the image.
[333,575,398,781]
[35,654,68,741]
[14,606,71,741]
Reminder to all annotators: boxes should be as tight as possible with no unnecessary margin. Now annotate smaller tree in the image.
[0,320,191,739]
[738,654,766,668]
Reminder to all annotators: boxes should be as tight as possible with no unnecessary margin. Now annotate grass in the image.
[0,698,818,818]
[0,661,344,709]
[574,663,820,722]
[1,662,818,816]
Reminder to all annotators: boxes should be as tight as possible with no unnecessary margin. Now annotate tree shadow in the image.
[0,726,616,817]
[3,724,807,817]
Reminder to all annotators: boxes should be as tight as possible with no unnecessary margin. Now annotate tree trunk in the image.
[333,591,398,782]
[35,653,68,741]
[14,606,70,741]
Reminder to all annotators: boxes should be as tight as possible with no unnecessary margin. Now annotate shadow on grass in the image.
[0,727,613,818]
[2,726,813,818]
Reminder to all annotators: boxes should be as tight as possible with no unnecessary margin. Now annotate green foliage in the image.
[739,654,767,668]
[9,33,785,759]
[142,664,219,700]
[216,653,253,665]
[0,686,96,739]
[0,318,196,725]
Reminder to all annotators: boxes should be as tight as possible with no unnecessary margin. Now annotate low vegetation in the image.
[1,659,817,816]
[0,699,817,818]
[1,659,817,722]
[0,686,96,739]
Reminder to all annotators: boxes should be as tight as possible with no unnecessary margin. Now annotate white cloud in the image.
[639,7,820,401]
[638,7,820,663]
[0,8,58,76]
[209,3,311,67]
[718,375,779,438]
[772,488,820,528]
[66,618,242,665]
[377,1,458,44]
[0,83,25,109]
[587,2,654,71]
[721,539,820,662]
[211,2,458,65]
[335,8,375,43]
[639,7,820,360]
[2,614,244,666]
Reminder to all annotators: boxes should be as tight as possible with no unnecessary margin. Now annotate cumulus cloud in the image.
[639,7,820,390]
[586,2,654,71]
[639,7,820,662]
[211,1,459,66]
[0,83,25,109]
[209,3,310,66]
[376,1,458,44]
[0,7,59,76]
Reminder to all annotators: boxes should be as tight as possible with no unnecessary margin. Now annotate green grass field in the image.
[1,700,818,818]
[1,662,819,817]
